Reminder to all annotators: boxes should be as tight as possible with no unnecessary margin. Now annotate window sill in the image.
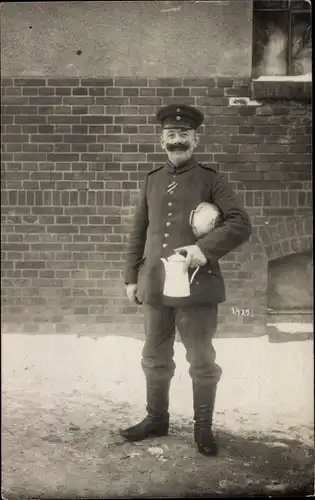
[250,75,312,101]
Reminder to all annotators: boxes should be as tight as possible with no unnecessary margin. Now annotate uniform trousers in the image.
[141,304,222,421]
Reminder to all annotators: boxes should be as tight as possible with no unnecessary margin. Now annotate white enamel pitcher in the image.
[161,253,200,298]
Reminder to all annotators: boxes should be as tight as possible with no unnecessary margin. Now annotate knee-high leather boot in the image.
[193,382,219,456]
[120,380,170,442]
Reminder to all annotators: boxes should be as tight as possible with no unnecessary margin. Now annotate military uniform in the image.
[121,104,252,455]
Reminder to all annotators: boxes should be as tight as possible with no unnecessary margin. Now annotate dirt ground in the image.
[2,333,314,498]
[2,391,314,499]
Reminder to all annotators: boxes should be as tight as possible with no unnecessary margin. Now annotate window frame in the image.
[252,0,312,77]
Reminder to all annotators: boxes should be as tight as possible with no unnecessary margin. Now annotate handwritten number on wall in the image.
[231,307,253,317]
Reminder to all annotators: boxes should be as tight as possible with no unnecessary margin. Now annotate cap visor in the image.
[162,122,194,130]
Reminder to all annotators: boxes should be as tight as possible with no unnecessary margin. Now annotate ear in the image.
[160,134,166,151]
[194,133,200,147]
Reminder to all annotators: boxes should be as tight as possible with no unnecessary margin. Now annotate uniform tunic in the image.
[124,156,252,307]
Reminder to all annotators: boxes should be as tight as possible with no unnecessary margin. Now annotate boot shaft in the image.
[192,382,217,425]
[146,379,171,419]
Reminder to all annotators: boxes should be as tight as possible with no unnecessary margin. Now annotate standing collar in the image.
[166,155,197,174]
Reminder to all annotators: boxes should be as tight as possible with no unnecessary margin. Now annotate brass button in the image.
[166,222,171,227]
[208,270,212,274]
[164,233,169,238]
[168,202,172,207]
[168,212,172,216]
[169,191,174,196]
[162,243,168,248]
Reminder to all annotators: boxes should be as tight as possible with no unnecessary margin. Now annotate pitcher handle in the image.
[189,209,195,227]
[190,266,200,284]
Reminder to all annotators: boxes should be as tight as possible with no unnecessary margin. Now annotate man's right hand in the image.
[126,283,141,304]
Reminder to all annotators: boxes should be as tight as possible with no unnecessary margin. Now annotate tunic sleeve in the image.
[196,173,252,261]
[123,176,149,284]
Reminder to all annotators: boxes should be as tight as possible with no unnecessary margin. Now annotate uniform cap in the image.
[156,104,204,130]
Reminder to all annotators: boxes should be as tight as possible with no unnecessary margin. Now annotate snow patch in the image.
[268,322,313,333]
[148,446,164,456]
[2,333,314,445]
[253,73,312,82]
[229,97,262,107]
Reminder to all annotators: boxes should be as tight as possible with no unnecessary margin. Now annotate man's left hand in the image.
[174,245,207,270]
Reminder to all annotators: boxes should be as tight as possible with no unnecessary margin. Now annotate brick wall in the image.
[1,77,312,337]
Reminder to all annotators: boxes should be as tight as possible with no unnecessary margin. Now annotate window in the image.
[252,0,312,77]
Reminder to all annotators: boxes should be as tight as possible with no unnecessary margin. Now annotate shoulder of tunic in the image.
[147,165,165,176]
[197,162,218,174]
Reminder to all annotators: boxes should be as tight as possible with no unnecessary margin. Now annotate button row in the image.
[163,203,175,249]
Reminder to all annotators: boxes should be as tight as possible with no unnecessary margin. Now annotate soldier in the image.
[120,104,252,456]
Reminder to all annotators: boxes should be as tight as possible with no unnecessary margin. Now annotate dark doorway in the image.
[267,250,313,311]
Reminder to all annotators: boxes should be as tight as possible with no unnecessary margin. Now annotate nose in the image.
[172,132,185,142]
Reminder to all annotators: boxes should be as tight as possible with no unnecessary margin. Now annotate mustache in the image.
[166,143,190,152]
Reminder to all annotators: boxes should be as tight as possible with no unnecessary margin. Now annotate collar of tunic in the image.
[166,155,197,175]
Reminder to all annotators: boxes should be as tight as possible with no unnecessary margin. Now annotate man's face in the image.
[160,128,199,166]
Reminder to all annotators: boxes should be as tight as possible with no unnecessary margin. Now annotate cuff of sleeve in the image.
[124,269,138,284]
[196,241,215,263]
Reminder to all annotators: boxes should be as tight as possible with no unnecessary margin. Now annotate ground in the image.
[2,333,314,498]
